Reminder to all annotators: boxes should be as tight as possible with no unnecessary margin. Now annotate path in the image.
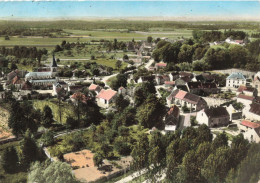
[102,73,119,87]
[144,59,154,69]
[115,168,148,183]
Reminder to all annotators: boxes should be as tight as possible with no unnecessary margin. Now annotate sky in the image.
[0,1,259,19]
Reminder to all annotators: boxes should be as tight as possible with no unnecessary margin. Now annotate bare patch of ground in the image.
[63,149,132,183]
[0,107,14,140]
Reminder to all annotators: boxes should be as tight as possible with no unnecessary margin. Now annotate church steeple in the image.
[51,54,58,68]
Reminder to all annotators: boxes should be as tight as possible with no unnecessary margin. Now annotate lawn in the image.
[33,99,74,124]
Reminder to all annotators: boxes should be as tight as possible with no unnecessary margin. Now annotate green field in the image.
[0,28,193,48]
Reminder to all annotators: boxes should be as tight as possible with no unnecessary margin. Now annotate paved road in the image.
[115,168,148,183]
[145,59,154,69]
[102,73,119,87]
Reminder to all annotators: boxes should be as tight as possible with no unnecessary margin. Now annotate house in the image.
[70,92,88,104]
[173,85,189,92]
[89,84,102,95]
[225,104,242,121]
[11,76,24,90]
[164,81,175,88]
[196,107,230,127]
[155,75,170,85]
[169,72,179,81]
[245,103,260,121]
[118,86,127,96]
[166,89,207,112]
[137,75,155,83]
[53,81,68,96]
[239,120,260,143]
[155,62,167,70]
[96,89,117,108]
[21,80,32,90]
[68,85,84,93]
[7,69,27,81]
[164,105,180,132]
[236,85,257,97]
[226,72,246,89]
[175,77,191,86]
[179,72,193,79]
[237,94,254,110]
[225,37,245,45]
[252,71,260,96]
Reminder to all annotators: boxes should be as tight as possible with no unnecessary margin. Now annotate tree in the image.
[202,146,232,183]
[178,44,195,63]
[229,134,249,168]
[72,92,87,124]
[10,63,18,70]
[8,101,39,136]
[115,94,129,112]
[115,60,122,70]
[20,131,39,168]
[226,143,260,183]
[131,133,149,171]
[93,153,103,168]
[123,54,129,60]
[66,116,78,129]
[54,45,63,52]
[147,36,153,43]
[28,160,78,183]
[42,105,53,127]
[41,131,54,147]
[110,74,127,90]
[134,82,156,107]
[212,131,228,150]
[1,146,19,173]
[136,94,165,129]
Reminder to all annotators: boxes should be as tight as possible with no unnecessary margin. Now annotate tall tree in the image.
[1,146,19,173]
[20,131,39,168]
[136,94,165,129]
[202,146,232,183]
[42,105,53,127]
[28,160,78,183]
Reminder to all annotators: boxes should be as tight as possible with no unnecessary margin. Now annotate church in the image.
[25,55,58,87]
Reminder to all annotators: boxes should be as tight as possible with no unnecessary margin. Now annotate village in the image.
[0,32,260,182]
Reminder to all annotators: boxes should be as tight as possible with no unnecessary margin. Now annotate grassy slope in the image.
[33,99,73,123]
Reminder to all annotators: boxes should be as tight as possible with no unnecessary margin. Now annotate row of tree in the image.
[131,126,255,183]
[152,38,260,71]
[192,30,247,43]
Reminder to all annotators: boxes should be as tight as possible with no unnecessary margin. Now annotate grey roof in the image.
[30,79,56,83]
[25,72,53,78]
[227,72,246,80]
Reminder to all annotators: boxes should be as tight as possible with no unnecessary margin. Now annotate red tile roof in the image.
[241,120,260,129]
[175,90,187,100]
[155,62,167,67]
[89,84,99,90]
[237,86,255,93]
[165,81,175,85]
[238,94,254,101]
[167,105,180,117]
[96,89,117,101]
